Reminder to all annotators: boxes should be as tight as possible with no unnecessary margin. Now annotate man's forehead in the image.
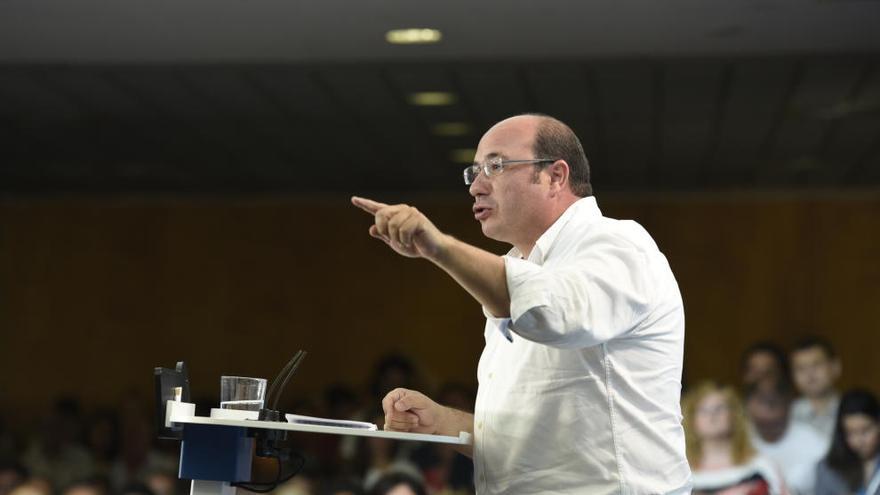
[475,124,536,160]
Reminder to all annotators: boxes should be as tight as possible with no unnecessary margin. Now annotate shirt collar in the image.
[508,196,602,263]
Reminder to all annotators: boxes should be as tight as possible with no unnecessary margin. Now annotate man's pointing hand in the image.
[351,196,449,261]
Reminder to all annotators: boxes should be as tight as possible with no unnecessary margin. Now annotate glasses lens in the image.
[485,157,506,176]
[463,165,477,185]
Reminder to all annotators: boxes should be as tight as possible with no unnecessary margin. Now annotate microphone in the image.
[259,350,307,422]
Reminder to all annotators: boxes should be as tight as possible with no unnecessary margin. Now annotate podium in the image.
[163,400,471,495]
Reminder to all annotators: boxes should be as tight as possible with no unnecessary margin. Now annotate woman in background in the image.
[683,381,787,495]
[815,389,880,495]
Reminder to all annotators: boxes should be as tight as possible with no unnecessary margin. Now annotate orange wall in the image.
[1,192,878,428]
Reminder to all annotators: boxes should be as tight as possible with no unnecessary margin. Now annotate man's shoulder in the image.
[783,421,829,455]
[566,214,659,253]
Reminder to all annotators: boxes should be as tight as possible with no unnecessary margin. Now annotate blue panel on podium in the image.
[179,424,253,482]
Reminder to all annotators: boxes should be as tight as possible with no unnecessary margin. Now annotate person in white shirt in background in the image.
[746,378,827,495]
[683,381,789,495]
[789,336,841,445]
[352,113,692,494]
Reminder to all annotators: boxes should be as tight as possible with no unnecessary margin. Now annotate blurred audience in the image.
[319,477,363,495]
[108,396,176,492]
[61,478,109,495]
[0,463,28,495]
[683,381,787,494]
[746,379,827,494]
[20,398,94,490]
[790,336,841,444]
[7,479,51,495]
[410,384,474,494]
[815,389,880,495]
[84,410,119,480]
[369,354,419,403]
[5,343,877,495]
[741,342,790,391]
[356,411,422,492]
[367,472,426,495]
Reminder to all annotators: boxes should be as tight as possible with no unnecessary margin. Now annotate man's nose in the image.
[469,171,490,197]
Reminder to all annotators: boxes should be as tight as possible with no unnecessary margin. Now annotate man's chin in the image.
[480,222,505,243]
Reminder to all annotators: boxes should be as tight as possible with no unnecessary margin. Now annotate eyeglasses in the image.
[463,157,557,185]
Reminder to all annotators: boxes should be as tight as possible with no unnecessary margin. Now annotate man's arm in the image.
[382,388,475,458]
[351,196,510,317]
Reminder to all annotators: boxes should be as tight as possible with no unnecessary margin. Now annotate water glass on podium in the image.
[220,376,266,411]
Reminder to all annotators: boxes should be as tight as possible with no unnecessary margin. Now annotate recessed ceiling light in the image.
[431,122,472,136]
[449,148,477,164]
[386,29,443,45]
[408,92,457,106]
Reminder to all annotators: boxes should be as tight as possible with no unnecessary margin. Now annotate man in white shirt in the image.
[746,379,828,495]
[789,336,841,443]
[352,114,692,494]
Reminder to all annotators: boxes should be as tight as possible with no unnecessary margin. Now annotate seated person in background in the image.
[368,472,426,495]
[789,336,841,443]
[7,480,52,495]
[0,463,28,495]
[741,342,790,391]
[683,381,788,495]
[60,479,108,495]
[410,383,475,494]
[357,411,422,492]
[746,379,827,495]
[21,398,95,491]
[320,478,364,495]
[815,389,880,495]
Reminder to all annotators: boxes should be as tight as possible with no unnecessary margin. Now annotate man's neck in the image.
[756,421,788,444]
[513,195,581,259]
[517,243,535,260]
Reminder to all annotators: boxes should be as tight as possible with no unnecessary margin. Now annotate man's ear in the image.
[547,160,570,195]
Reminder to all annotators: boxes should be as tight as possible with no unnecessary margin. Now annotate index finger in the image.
[351,196,389,215]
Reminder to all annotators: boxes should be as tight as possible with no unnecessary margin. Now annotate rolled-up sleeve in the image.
[503,236,654,348]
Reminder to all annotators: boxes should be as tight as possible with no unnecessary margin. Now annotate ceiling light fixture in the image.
[385,29,443,45]
[431,122,471,136]
[408,92,457,106]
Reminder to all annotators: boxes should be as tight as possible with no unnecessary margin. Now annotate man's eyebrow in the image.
[473,152,506,165]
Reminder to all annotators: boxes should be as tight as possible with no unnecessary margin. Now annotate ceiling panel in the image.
[2,57,878,194]
[709,60,800,184]
[525,64,601,167]
[456,65,532,130]
[593,63,655,187]
[661,61,725,187]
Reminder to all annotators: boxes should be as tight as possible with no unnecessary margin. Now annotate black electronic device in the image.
[235,351,308,493]
[154,361,190,440]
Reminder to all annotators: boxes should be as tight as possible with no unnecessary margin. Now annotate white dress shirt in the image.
[750,421,828,495]
[790,395,839,446]
[473,197,692,494]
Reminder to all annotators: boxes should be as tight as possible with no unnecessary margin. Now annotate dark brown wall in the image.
[2,192,878,428]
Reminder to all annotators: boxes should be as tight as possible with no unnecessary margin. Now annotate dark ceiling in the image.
[1,0,879,195]
[2,57,879,194]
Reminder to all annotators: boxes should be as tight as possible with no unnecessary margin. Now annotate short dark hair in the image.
[791,335,837,359]
[740,341,790,376]
[526,114,593,197]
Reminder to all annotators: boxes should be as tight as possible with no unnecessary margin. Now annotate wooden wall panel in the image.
[1,193,878,428]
